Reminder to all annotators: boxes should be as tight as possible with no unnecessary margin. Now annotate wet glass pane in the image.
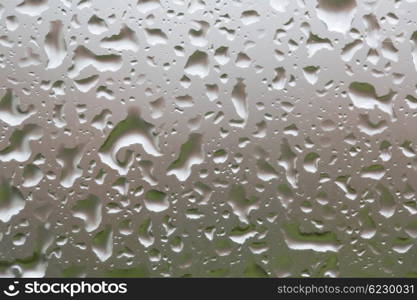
[0,0,416,277]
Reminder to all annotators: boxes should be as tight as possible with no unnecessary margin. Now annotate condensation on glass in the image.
[0,0,416,277]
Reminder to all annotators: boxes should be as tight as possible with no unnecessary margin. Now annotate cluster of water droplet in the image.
[0,0,417,277]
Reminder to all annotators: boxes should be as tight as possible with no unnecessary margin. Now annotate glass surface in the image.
[0,0,416,277]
